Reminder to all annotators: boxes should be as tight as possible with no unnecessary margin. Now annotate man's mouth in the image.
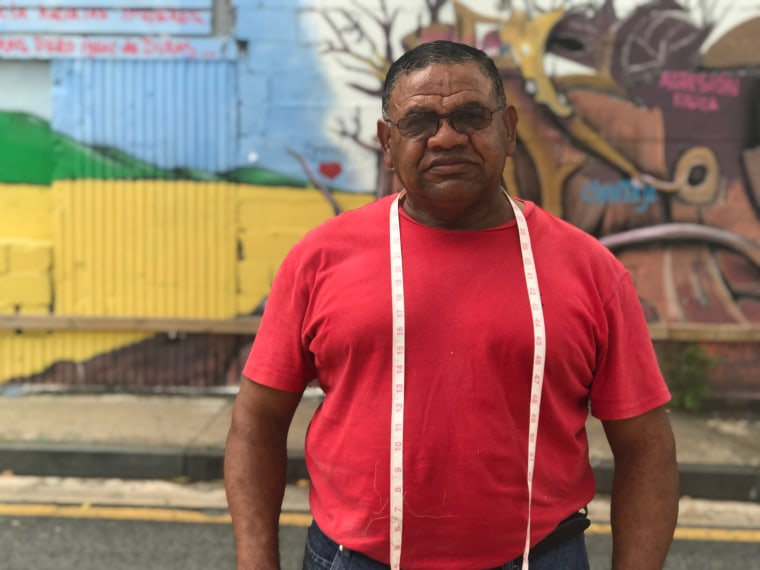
[427,157,473,172]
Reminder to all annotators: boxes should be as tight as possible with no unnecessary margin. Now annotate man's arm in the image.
[224,378,304,570]
[602,406,679,570]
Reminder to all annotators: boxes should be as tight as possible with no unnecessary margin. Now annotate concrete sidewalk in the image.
[0,390,758,503]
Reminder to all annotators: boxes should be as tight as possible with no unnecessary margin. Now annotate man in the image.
[225,41,679,570]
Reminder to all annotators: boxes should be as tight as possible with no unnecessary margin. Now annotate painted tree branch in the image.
[287,149,342,216]
[425,0,447,24]
[334,109,382,154]
[319,7,390,85]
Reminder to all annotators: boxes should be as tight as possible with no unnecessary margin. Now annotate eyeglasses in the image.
[385,104,504,139]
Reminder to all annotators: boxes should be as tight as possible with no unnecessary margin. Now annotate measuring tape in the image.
[388,191,546,570]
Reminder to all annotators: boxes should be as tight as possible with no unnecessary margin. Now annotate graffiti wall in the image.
[0,0,758,396]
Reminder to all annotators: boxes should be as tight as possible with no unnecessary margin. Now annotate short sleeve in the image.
[242,242,317,392]
[590,272,671,419]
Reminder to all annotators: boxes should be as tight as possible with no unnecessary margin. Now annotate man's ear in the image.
[502,105,518,155]
[377,119,394,170]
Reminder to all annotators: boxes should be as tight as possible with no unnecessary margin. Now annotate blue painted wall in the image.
[52,60,237,172]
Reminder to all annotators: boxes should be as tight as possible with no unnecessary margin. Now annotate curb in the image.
[0,443,309,484]
[592,461,760,503]
[0,445,757,503]
[0,443,220,481]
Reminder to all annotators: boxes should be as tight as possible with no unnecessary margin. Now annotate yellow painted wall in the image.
[53,180,238,318]
[0,185,53,241]
[0,184,54,316]
[0,330,150,381]
[235,185,372,313]
[52,180,371,317]
[0,183,150,380]
[0,180,373,381]
[0,240,52,314]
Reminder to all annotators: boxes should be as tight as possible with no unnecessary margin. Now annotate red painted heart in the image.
[319,162,342,179]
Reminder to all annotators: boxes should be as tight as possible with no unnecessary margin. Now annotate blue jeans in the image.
[302,520,590,570]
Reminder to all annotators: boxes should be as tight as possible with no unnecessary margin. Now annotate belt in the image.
[485,509,591,569]
[315,508,590,570]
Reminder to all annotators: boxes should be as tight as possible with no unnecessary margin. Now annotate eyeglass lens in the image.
[396,106,497,139]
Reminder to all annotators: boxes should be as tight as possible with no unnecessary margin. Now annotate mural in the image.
[0,0,372,388]
[0,0,758,396]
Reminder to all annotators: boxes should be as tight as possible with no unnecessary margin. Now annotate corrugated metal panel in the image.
[51,59,237,174]
[0,330,150,383]
[0,328,254,387]
[53,180,238,319]
[40,37,288,353]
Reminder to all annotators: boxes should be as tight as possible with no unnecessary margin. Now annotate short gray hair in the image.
[381,40,507,118]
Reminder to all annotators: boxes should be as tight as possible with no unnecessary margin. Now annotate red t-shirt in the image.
[244,195,670,569]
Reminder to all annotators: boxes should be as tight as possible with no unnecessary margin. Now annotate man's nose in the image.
[427,117,467,148]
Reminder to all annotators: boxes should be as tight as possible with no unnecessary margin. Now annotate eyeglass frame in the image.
[383,103,506,140]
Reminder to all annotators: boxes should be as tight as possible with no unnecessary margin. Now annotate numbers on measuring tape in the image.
[388,193,544,570]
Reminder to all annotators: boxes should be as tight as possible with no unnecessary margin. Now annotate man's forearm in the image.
[609,448,679,569]
[225,423,289,570]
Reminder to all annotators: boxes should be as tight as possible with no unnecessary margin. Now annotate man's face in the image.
[377,62,517,207]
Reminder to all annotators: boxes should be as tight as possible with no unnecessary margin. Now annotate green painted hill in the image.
[0,112,175,184]
[0,113,55,184]
[224,166,307,187]
[0,112,309,187]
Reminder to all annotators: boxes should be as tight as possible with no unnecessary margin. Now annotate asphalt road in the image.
[1,513,759,570]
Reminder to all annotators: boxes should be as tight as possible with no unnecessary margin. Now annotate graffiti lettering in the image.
[0,8,27,19]
[121,9,204,25]
[38,8,108,21]
[141,37,196,58]
[34,35,75,54]
[0,8,204,25]
[122,40,139,55]
[85,9,108,20]
[0,36,28,53]
[39,8,81,20]
[0,35,228,59]
[658,70,740,112]
[581,180,658,213]
[82,38,117,57]
[672,92,719,112]
[658,70,741,97]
